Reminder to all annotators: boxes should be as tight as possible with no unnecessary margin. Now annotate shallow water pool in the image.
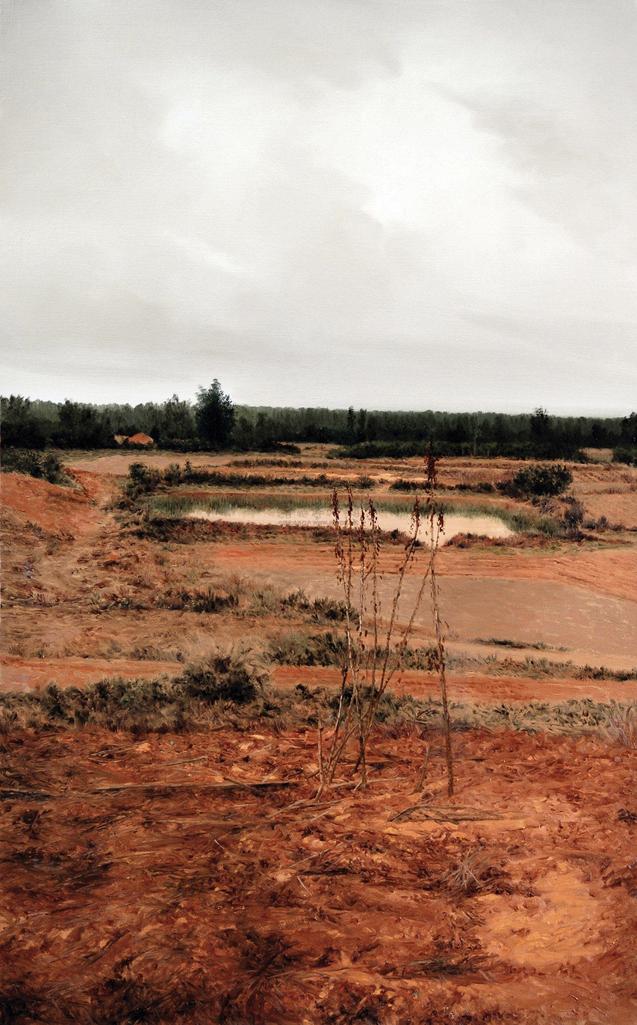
[181,501,514,543]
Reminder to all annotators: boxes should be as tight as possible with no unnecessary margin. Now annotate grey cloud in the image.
[1,0,636,413]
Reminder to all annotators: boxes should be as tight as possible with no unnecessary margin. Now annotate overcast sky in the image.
[2,0,636,413]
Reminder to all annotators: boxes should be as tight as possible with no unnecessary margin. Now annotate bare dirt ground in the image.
[1,448,636,1024]
[2,726,636,1025]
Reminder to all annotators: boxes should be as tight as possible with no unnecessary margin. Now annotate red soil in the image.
[126,433,154,446]
[0,655,177,694]
[1,726,636,1024]
[0,472,99,537]
[272,665,637,705]
[2,455,637,1024]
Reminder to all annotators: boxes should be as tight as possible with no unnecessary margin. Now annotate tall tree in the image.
[530,407,551,442]
[195,380,235,448]
[0,395,48,448]
[346,406,356,441]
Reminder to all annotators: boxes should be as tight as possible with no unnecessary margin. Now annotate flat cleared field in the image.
[1,448,636,1024]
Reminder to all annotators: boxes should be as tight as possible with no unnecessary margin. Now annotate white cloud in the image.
[1,0,636,413]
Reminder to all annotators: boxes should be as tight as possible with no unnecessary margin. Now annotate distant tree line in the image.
[1,386,636,462]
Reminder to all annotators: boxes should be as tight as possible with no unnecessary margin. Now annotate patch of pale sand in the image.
[66,451,235,474]
[479,863,605,968]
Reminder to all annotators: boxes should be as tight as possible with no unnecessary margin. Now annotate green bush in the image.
[505,463,572,497]
[158,588,239,613]
[270,631,348,666]
[613,447,637,466]
[2,448,67,485]
[178,652,267,703]
[0,651,269,730]
[280,591,352,623]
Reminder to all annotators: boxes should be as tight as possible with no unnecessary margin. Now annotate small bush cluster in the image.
[230,458,305,468]
[269,630,438,670]
[0,651,268,731]
[178,652,267,703]
[390,477,496,494]
[503,463,573,497]
[158,588,240,613]
[2,675,634,739]
[151,581,351,624]
[613,447,637,466]
[1,448,68,485]
[270,631,348,666]
[279,590,352,623]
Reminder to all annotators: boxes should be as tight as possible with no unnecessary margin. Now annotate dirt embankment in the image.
[0,471,101,537]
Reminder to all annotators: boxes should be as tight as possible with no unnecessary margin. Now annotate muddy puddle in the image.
[179,500,514,543]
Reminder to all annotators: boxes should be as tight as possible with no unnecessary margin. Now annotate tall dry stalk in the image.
[316,455,454,796]
[425,452,454,796]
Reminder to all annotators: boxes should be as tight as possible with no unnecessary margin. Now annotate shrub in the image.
[505,463,572,497]
[270,631,348,666]
[158,588,239,613]
[125,462,162,498]
[281,591,352,623]
[1,448,67,485]
[563,498,585,536]
[178,651,267,703]
[613,447,637,466]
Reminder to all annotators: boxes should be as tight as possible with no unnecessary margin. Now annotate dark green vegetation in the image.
[1,665,633,737]
[1,448,68,485]
[2,390,636,459]
[268,629,637,681]
[194,379,235,448]
[123,461,373,501]
[391,477,496,493]
[505,463,573,497]
[614,447,637,466]
[156,585,351,624]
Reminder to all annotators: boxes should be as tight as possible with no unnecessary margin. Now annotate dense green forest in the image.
[1,385,636,462]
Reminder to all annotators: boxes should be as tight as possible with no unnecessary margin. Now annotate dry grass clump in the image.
[158,586,240,613]
[130,644,185,662]
[603,703,637,748]
[270,628,439,670]
[246,588,352,624]
[438,848,511,899]
[270,631,348,666]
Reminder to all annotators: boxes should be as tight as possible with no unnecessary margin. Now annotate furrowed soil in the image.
[1,447,636,1024]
